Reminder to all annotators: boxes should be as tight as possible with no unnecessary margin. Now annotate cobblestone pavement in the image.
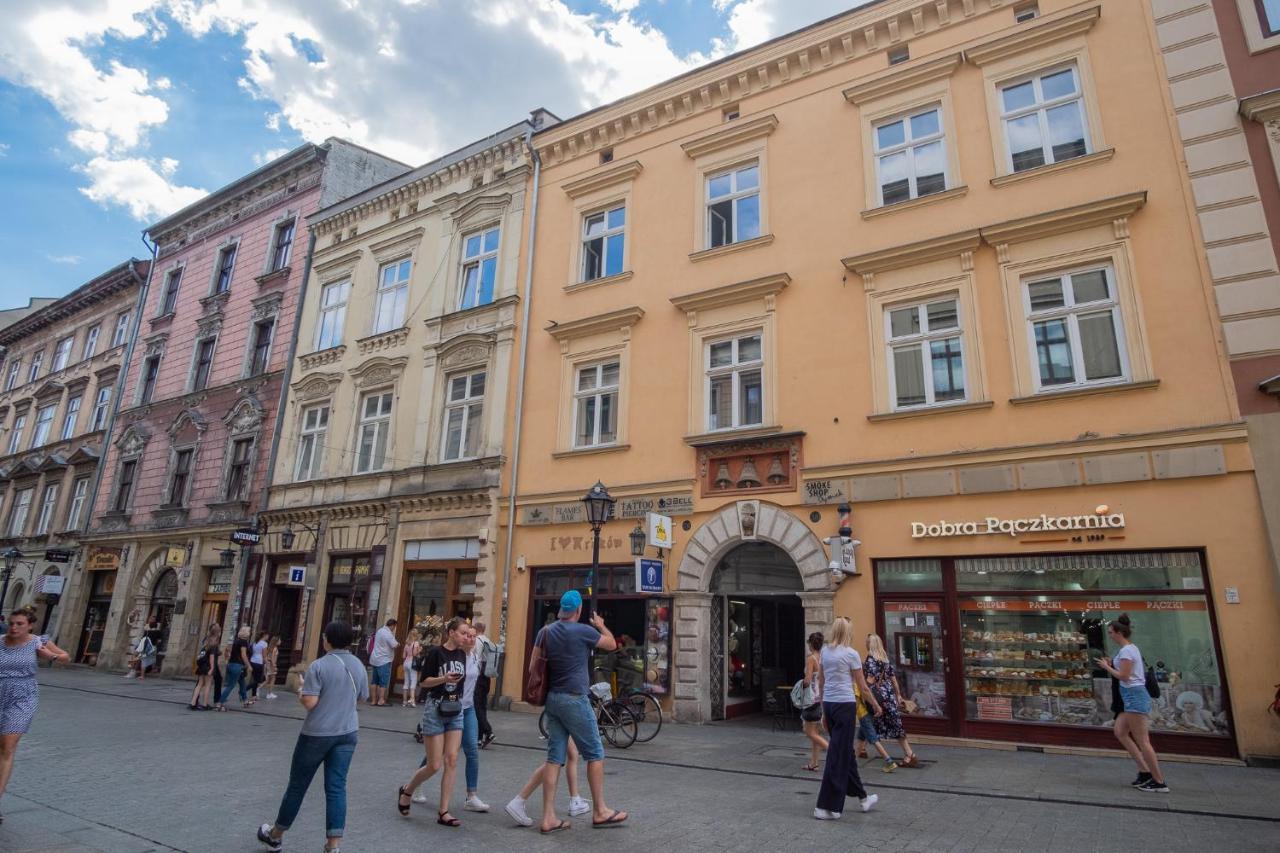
[3,669,1278,852]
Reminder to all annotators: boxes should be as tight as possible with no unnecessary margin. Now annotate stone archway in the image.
[671,501,834,723]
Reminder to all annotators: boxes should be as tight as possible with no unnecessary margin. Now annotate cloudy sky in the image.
[0,0,871,308]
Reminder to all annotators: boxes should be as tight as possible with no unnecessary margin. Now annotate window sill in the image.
[990,148,1115,188]
[565,270,634,294]
[688,234,774,263]
[867,400,994,422]
[862,186,969,219]
[1009,378,1159,405]
[199,291,231,313]
[684,424,789,447]
[552,443,631,459]
[149,312,175,329]
[256,266,291,288]
[299,346,346,371]
[356,326,409,355]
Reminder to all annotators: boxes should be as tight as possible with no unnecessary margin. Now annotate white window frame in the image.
[373,259,411,333]
[572,361,620,448]
[458,227,500,311]
[354,391,393,474]
[91,386,112,431]
[30,404,55,448]
[34,483,58,535]
[999,64,1090,174]
[83,325,100,360]
[7,487,33,537]
[441,371,485,462]
[885,297,968,411]
[1023,265,1129,393]
[705,162,761,249]
[7,414,26,454]
[52,337,74,372]
[294,404,329,481]
[4,359,20,391]
[705,333,764,432]
[315,281,350,351]
[111,312,131,347]
[873,106,949,207]
[27,351,43,384]
[60,395,82,441]
[580,205,626,283]
[66,477,89,530]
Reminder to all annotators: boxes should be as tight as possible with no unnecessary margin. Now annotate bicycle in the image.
[617,687,663,743]
[537,684,639,749]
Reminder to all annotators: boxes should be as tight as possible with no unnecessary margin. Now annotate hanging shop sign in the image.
[43,549,73,563]
[231,528,261,545]
[164,546,187,568]
[911,508,1125,539]
[647,513,673,550]
[286,566,306,587]
[85,547,121,571]
[635,558,664,594]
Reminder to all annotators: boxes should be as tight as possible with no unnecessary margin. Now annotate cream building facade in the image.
[258,112,556,679]
[497,0,1280,761]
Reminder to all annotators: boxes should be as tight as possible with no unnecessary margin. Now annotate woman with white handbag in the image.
[796,632,827,771]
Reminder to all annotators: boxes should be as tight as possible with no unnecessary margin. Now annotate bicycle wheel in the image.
[538,708,548,738]
[599,701,638,749]
[626,692,663,743]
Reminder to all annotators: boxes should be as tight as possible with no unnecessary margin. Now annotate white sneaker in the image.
[859,794,879,813]
[411,790,429,804]
[464,795,490,813]
[505,797,533,827]
[813,808,841,820]
[568,796,591,817]
[267,693,278,700]
[124,670,136,679]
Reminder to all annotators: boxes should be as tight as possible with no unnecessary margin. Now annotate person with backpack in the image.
[256,620,369,853]
[796,632,827,772]
[473,620,499,747]
[1096,613,1169,793]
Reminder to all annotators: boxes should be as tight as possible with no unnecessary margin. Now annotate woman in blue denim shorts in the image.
[397,617,468,826]
[1096,613,1169,793]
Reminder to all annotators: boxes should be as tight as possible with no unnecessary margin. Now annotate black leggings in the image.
[250,663,265,697]
[212,666,223,704]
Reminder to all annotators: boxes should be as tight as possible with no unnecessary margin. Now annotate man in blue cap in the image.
[523,589,628,833]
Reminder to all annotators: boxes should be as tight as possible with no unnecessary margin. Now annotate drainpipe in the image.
[238,229,319,632]
[493,125,542,707]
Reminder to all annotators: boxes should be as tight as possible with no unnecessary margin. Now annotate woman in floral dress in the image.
[865,634,920,767]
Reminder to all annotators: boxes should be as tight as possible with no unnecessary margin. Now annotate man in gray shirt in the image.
[257,621,369,853]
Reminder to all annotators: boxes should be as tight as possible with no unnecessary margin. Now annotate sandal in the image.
[541,820,570,834]
[592,809,628,828]
[397,787,412,816]
[437,811,461,827]
[900,754,920,768]
[802,762,819,772]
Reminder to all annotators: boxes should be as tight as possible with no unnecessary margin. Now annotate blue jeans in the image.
[274,732,357,837]
[462,706,480,792]
[855,711,880,745]
[220,662,247,703]
[545,691,604,766]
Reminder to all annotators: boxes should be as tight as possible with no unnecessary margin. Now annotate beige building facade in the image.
[259,112,556,680]
[497,0,1280,761]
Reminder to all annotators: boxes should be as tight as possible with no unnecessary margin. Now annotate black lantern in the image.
[581,481,615,532]
[2,547,19,574]
[629,524,646,557]
[279,525,296,550]
[218,547,237,569]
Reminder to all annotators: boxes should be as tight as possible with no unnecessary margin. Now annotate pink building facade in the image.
[76,141,406,673]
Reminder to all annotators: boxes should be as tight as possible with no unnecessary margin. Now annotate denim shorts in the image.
[544,691,604,766]
[855,711,880,744]
[1119,684,1152,715]
[370,663,392,687]
[420,699,464,736]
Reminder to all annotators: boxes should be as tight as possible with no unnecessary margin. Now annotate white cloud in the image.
[45,254,83,265]
[718,0,879,51]
[252,147,292,166]
[76,155,206,221]
[0,143,9,157]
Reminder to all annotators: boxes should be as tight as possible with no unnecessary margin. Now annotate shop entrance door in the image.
[878,598,954,736]
[264,587,300,676]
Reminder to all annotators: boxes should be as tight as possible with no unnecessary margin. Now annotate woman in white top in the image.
[800,632,827,772]
[1096,613,1168,793]
[813,617,882,820]
[401,629,421,708]
[248,632,269,705]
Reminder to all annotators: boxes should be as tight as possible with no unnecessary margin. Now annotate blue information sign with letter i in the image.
[635,558,664,594]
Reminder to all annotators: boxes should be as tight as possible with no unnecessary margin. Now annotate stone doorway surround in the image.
[671,501,834,722]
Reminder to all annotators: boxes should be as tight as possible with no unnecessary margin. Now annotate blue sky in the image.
[0,1,866,309]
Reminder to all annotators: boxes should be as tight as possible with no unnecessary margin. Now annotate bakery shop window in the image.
[957,552,1227,738]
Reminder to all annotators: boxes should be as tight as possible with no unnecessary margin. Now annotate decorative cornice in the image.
[0,260,147,348]
[670,272,790,314]
[348,355,408,389]
[562,160,644,199]
[979,191,1147,247]
[313,249,364,279]
[545,306,645,342]
[368,227,425,262]
[842,52,962,105]
[842,229,980,280]
[1240,89,1280,123]
[292,371,343,403]
[963,5,1101,67]
[299,346,346,372]
[681,113,778,159]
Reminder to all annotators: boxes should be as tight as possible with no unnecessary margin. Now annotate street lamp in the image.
[218,548,237,569]
[629,523,646,558]
[279,526,296,550]
[2,547,21,612]
[580,481,615,619]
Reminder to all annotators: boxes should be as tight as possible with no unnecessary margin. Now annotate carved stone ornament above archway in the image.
[349,356,408,390]
[676,500,831,594]
[115,424,150,455]
[223,395,265,437]
[167,408,208,438]
[292,372,342,403]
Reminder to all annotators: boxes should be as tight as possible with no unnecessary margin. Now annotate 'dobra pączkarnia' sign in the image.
[912,509,1126,539]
